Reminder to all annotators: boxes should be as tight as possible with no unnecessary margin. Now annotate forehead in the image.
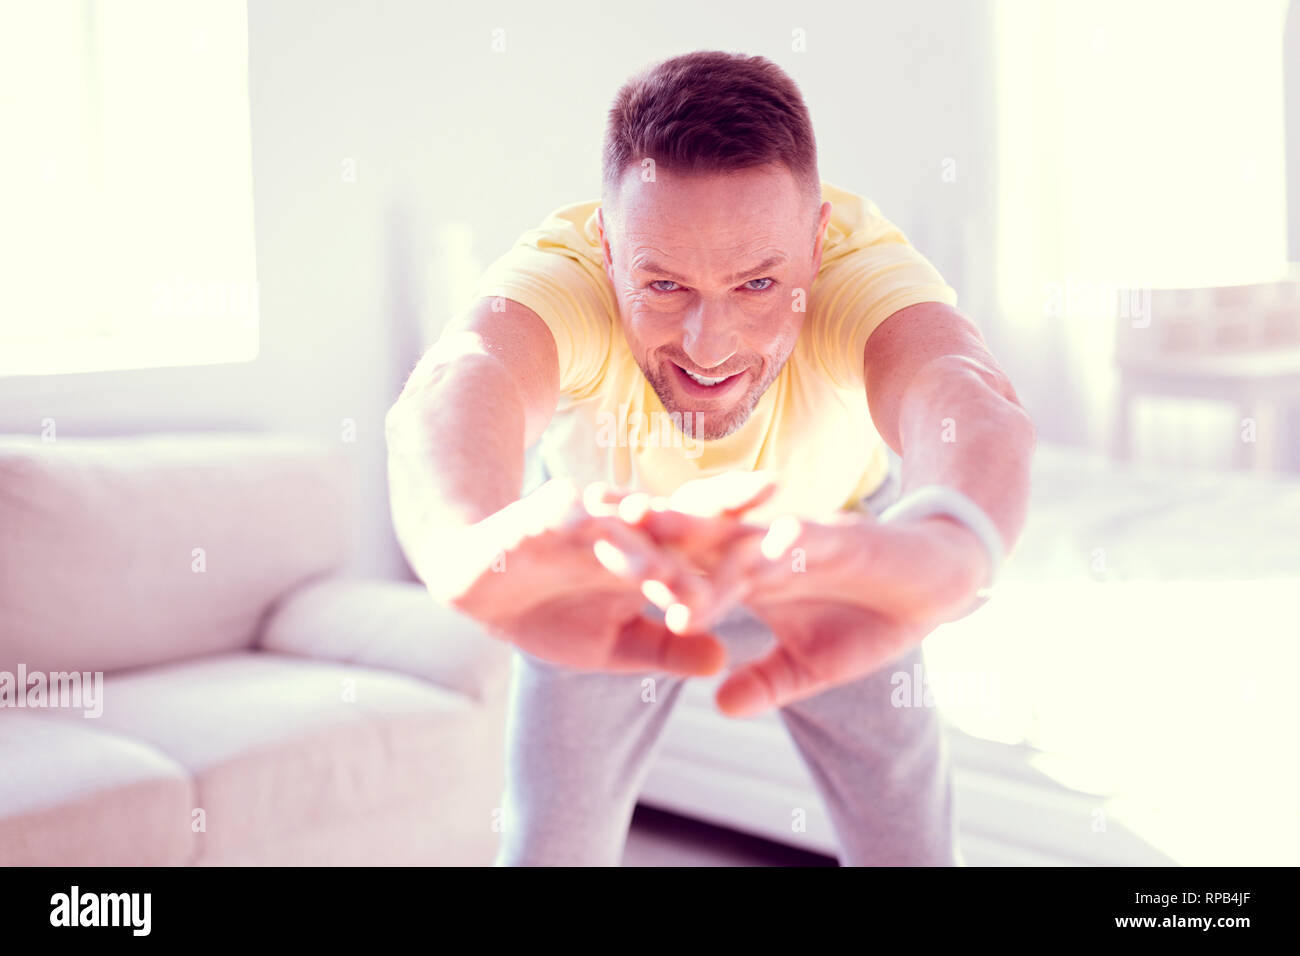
[607,164,808,254]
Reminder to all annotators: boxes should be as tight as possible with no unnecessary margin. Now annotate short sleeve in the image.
[805,194,958,391]
[470,241,615,400]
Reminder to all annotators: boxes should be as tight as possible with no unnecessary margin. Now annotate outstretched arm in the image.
[385,295,561,579]
[864,300,1036,578]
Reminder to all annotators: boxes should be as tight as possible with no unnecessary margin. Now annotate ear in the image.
[810,200,832,276]
[597,207,615,277]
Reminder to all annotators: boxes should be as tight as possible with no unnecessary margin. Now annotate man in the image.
[385,50,1035,866]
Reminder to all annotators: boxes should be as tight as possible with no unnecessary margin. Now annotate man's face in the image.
[598,164,831,441]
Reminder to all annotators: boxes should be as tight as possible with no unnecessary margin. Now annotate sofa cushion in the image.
[0,712,194,866]
[192,794,501,866]
[0,433,354,674]
[35,650,506,863]
[257,578,513,704]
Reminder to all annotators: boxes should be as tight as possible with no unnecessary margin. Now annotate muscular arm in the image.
[864,300,1037,565]
[384,296,560,583]
[384,295,730,677]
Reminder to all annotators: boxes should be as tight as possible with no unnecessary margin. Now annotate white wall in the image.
[0,0,997,580]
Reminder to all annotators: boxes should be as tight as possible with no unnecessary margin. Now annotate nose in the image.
[680,304,740,371]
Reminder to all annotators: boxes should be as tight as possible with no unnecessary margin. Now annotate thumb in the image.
[609,613,728,677]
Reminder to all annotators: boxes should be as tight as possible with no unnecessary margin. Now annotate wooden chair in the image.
[1112,270,1300,470]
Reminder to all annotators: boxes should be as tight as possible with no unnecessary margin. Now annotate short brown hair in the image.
[601,51,820,213]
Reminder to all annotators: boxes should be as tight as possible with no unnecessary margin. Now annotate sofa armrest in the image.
[256,578,514,704]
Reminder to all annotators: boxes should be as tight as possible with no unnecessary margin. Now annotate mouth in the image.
[668,361,750,400]
[682,367,732,386]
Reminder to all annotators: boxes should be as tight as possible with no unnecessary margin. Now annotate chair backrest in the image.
[0,433,355,675]
[1115,277,1300,364]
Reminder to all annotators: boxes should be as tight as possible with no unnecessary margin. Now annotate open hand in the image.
[614,489,991,717]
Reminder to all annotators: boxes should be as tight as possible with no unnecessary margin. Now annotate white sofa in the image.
[0,433,512,866]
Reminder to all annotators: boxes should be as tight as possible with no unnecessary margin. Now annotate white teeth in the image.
[682,367,730,386]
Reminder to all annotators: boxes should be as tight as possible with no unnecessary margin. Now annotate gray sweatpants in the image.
[494,452,961,866]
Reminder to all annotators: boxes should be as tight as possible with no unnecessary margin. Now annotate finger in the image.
[616,491,655,524]
[655,530,759,634]
[640,574,709,626]
[760,515,804,560]
[712,472,778,518]
[585,517,714,613]
[690,516,826,631]
[653,515,811,633]
[629,508,720,543]
[717,608,916,718]
[585,518,679,583]
[631,509,758,571]
[671,531,767,633]
[608,613,727,677]
[714,642,814,718]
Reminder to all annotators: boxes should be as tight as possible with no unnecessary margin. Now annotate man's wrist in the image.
[879,487,1002,583]
[876,483,1005,622]
[915,515,993,597]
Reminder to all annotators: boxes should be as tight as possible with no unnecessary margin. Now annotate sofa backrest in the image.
[0,433,355,675]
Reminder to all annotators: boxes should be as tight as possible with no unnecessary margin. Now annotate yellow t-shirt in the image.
[470,180,957,521]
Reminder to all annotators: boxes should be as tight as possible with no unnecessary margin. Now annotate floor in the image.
[621,804,838,867]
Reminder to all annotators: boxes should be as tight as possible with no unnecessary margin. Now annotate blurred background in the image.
[1,0,1297,866]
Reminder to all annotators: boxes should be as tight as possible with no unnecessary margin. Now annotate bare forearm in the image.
[385,354,529,579]
[896,354,1036,557]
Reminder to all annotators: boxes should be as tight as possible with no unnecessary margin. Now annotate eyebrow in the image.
[634,253,788,287]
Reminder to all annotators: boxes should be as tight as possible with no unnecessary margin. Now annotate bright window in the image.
[992,0,1291,450]
[995,0,1290,299]
[0,0,258,377]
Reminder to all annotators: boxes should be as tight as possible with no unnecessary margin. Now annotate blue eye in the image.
[649,277,774,293]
